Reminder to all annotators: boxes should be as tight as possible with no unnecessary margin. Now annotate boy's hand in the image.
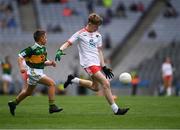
[20,68,26,73]
[51,61,56,67]
[102,66,114,79]
[55,49,66,61]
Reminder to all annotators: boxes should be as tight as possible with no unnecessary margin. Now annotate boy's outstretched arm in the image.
[55,41,71,61]
[98,47,114,79]
[45,60,56,67]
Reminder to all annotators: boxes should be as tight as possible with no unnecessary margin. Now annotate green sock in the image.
[49,100,55,106]
[13,99,18,105]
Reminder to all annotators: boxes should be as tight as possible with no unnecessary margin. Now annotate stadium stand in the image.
[0,0,21,34]
[34,0,153,48]
[111,0,179,76]
[141,0,180,43]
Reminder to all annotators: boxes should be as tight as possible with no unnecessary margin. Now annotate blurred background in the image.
[0,0,180,96]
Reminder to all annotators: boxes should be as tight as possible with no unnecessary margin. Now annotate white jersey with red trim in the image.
[68,28,102,68]
[162,63,173,77]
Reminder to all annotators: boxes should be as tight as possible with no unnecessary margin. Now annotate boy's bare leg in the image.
[8,85,35,116]
[38,76,63,113]
[64,72,129,115]
[16,85,35,104]
[38,76,55,102]
[79,77,99,91]
[92,71,114,105]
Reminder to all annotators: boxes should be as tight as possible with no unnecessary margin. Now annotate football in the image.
[119,72,132,84]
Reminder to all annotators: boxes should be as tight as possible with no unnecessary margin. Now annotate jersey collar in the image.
[34,42,44,48]
[84,27,93,33]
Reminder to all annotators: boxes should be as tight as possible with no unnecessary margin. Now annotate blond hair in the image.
[88,13,103,25]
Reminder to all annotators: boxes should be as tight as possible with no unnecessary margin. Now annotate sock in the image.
[111,103,119,113]
[13,99,18,105]
[49,100,55,106]
[167,87,172,96]
[72,77,80,85]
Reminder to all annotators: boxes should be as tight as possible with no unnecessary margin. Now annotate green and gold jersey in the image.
[1,62,12,74]
[19,43,47,69]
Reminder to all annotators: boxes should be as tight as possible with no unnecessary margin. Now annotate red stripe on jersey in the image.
[78,28,87,34]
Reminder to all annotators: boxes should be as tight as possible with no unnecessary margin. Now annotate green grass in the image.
[0,95,180,129]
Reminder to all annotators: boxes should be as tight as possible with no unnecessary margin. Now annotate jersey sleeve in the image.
[97,34,103,47]
[67,31,79,44]
[18,47,32,58]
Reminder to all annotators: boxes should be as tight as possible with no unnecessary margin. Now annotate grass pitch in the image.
[0,95,180,129]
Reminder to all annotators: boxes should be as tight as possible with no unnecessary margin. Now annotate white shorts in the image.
[27,68,46,86]
[2,74,12,82]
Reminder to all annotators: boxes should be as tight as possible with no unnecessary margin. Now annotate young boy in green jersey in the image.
[8,30,63,116]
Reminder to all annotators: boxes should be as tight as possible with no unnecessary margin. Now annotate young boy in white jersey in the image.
[55,13,129,115]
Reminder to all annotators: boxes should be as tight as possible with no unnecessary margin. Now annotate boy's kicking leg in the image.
[64,72,129,115]
[64,75,99,91]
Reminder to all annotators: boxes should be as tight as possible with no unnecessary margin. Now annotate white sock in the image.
[111,103,119,113]
[71,77,80,85]
[167,87,172,96]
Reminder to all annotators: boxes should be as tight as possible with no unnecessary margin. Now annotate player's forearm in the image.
[45,60,56,67]
[59,41,71,51]
[17,56,24,68]
[18,57,26,73]
[44,60,52,66]
[100,56,105,67]
[98,49,105,67]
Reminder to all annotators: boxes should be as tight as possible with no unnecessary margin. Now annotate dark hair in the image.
[33,30,46,42]
[88,13,103,25]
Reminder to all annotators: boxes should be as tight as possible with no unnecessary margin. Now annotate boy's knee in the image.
[92,83,99,91]
[102,81,110,89]
[93,87,99,92]
[49,81,56,87]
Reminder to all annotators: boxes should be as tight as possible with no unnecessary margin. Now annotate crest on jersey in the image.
[89,39,96,48]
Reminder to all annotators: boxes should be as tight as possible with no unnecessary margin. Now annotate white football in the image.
[119,72,132,83]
